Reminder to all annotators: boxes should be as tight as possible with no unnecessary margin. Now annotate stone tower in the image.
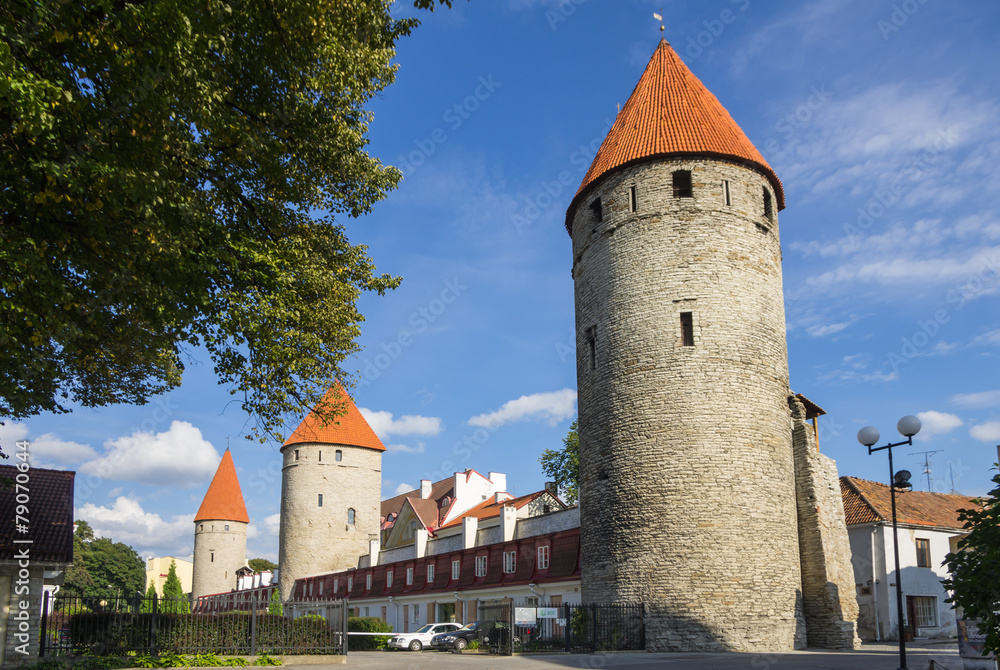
[568,39,803,652]
[278,385,384,599]
[192,449,249,599]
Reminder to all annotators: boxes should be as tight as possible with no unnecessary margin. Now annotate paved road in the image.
[334,642,968,670]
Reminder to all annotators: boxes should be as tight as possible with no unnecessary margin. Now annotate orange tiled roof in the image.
[437,490,559,530]
[566,38,784,233]
[194,450,249,523]
[840,476,979,529]
[283,385,385,452]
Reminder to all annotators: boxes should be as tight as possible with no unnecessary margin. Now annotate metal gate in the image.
[477,601,516,655]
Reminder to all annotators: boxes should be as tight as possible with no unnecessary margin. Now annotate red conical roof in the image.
[282,385,386,452]
[194,450,249,523]
[566,39,784,233]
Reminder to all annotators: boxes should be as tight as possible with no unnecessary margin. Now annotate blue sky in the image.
[5,0,1000,563]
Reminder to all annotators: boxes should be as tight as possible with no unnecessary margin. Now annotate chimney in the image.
[462,516,478,550]
[501,505,517,542]
[369,538,380,567]
[420,479,432,499]
[494,492,511,504]
[415,528,428,558]
[488,472,507,493]
[545,481,558,495]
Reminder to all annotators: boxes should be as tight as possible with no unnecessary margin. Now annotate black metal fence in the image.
[40,592,348,657]
[473,601,645,655]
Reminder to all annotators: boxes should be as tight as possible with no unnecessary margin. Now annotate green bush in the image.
[346,617,391,651]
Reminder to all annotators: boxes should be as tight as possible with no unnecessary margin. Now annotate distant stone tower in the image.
[568,39,803,652]
[192,449,249,599]
[278,385,385,599]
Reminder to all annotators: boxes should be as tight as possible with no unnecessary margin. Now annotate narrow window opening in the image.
[680,312,694,347]
[335,449,342,462]
[347,508,355,524]
[224,524,229,531]
[763,187,773,222]
[318,494,323,507]
[629,185,637,212]
[366,574,372,590]
[672,170,692,198]
[318,450,322,462]
[586,327,596,371]
[589,197,602,222]
[722,180,731,206]
[294,449,299,461]
[211,553,214,562]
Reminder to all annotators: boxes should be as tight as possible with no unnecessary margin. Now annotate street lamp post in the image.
[858,415,921,670]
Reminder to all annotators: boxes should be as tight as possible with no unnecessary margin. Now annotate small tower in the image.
[192,449,249,599]
[568,39,801,651]
[277,385,385,599]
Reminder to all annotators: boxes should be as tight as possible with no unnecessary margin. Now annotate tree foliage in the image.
[539,419,579,505]
[267,588,282,616]
[161,559,190,613]
[248,557,277,573]
[943,467,1000,656]
[1,0,454,440]
[141,581,158,613]
[62,520,146,606]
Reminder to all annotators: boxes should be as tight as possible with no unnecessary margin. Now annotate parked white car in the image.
[387,622,463,651]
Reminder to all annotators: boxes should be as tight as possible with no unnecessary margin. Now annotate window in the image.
[200,524,203,531]
[318,494,323,507]
[309,582,313,596]
[916,539,931,568]
[537,545,550,570]
[503,550,516,574]
[586,326,596,371]
[347,508,355,524]
[452,560,460,580]
[475,555,488,577]
[722,179,731,206]
[629,185,637,212]
[589,197,602,222]
[335,449,342,462]
[911,596,937,627]
[406,567,413,585]
[334,578,338,593]
[672,170,692,198]
[680,312,694,346]
[295,449,299,460]
[412,604,420,624]
[318,450,322,462]
[224,524,229,531]
[211,552,214,562]
[763,187,773,222]
[366,574,372,590]
[427,564,435,583]
[386,571,393,588]
[319,581,323,595]
[543,504,551,514]
[347,576,353,591]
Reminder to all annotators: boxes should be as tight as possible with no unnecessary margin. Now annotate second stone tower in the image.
[568,39,804,652]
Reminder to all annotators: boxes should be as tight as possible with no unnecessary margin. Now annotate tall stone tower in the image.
[192,449,249,599]
[568,39,803,652]
[278,385,385,599]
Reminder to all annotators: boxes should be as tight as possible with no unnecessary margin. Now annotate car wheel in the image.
[409,640,422,652]
[455,638,468,650]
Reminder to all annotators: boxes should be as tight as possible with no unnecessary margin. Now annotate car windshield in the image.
[459,622,479,631]
[416,624,435,634]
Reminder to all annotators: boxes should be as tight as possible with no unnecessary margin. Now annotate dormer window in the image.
[672,170,692,198]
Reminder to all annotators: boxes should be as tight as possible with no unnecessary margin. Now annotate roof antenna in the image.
[653,8,665,36]
[909,449,941,492]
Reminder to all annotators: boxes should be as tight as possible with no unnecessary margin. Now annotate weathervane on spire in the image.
[653,8,665,35]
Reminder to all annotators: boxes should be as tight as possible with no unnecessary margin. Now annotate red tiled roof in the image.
[194,450,249,523]
[0,466,74,563]
[437,490,558,529]
[566,38,784,233]
[840,476,979,529]
[283,384,385,452]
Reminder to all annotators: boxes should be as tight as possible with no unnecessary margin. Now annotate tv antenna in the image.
[909,449,941,491]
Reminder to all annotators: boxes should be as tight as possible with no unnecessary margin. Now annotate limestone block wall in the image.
[192,520,247,599]
[572,158,805,652]
[790,396,861,649]
[278,443,381,599]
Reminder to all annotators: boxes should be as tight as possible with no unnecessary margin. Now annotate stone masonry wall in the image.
[790,396,861,649]
[192,520,247,599]
[278,443,381,599]
[573,158,806,652]
[1,565,44,667]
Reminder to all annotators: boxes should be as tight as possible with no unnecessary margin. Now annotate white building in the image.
[841,476,976,641]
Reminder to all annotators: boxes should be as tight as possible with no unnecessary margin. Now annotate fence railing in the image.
[41,592,348,658]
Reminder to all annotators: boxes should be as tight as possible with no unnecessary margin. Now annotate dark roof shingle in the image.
[0,466,74,563]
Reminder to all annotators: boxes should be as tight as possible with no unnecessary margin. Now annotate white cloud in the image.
[952,390,1000,408]
[970,422,1000,442]
[806,318,856,337]
[0,421,28,447]
[80,421,220,487]
[972,329,1000,347]
[915,411,963,437]
[77,496,192,557]
[468,389,577,428]
[31,433,98,466]
[359,409,442,439]
[395,483,413,496]
[386,442,426,454]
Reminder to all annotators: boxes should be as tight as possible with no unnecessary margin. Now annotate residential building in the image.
[145,556,193,596]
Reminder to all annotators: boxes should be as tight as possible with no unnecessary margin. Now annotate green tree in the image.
[539,419,579,505]
[161,559,189,613]
[61,521,145,607]
[140,581,158,613]
[943,466,1000,656]
[1,0,454,441]
[267,588,283,616]
[248,558,277,573]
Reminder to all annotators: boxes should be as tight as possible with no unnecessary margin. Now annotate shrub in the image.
[346,617,391,651]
